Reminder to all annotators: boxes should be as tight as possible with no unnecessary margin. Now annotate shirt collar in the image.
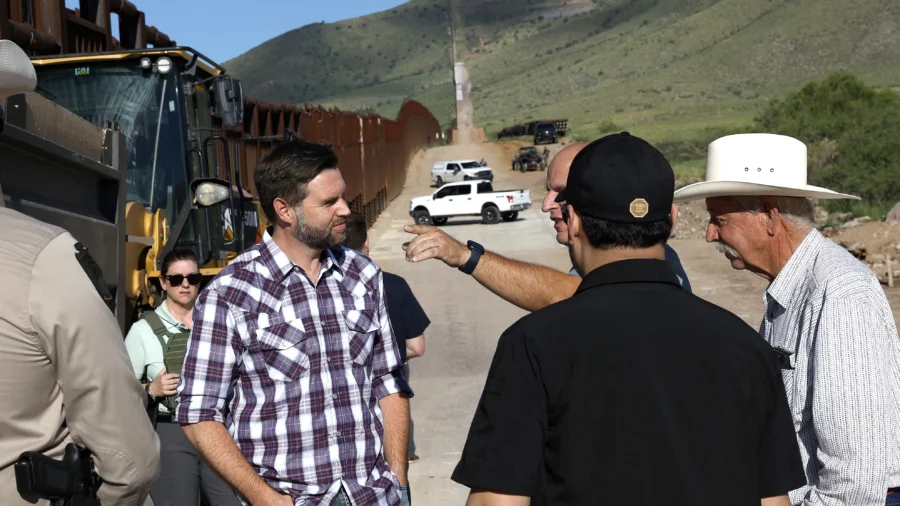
[575,258,682,294]
[158,299,188,330]
[259,229,343,282]
[766,228,824,309]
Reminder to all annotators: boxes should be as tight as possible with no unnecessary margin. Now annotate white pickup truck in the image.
[409,180,531,225]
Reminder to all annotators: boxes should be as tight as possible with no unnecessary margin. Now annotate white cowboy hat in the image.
[0,39,36,97]
[673,133,859,202]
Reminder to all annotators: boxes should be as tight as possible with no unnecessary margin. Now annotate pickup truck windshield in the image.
[460,162,482,169]
[33,62,187,214]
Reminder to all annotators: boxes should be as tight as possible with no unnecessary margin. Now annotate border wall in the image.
[2,0,442,227]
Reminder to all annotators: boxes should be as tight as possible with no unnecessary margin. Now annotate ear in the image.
[364,236,370,252]
[760,199,779,237]
[568,205,583,240]
[271,197,296,226]
[670,203,679,231]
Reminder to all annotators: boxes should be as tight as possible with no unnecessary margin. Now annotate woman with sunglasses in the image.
[124,249,240,506]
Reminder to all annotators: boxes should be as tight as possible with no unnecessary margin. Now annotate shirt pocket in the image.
[253,317,311,382]
[343,309,379,366]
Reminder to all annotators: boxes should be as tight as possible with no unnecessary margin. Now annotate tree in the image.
[754,73,900,211]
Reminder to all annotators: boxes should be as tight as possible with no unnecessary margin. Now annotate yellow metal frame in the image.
[31,49,224,76]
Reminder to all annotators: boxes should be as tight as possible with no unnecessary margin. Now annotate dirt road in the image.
[367,140,900,505]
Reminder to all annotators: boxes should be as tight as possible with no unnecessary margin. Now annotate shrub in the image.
[754,72,900,212]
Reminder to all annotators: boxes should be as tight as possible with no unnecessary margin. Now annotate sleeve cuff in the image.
[373,369,413,400]
[174,397,226,424]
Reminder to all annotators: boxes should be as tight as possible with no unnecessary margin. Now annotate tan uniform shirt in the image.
[0,207,161,505]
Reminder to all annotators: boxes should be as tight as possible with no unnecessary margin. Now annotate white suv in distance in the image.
[431,160,494,187]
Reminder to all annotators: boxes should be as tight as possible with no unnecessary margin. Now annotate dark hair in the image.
[581,214,672,249]
[254,140,339,222]
[342,213,368,251]
[563,205,671,249]
[161,248,199,275]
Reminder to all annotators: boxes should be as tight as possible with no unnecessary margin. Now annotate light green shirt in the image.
[123,300,189,413]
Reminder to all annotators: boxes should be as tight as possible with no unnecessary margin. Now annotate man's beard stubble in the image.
[292,212,346,250]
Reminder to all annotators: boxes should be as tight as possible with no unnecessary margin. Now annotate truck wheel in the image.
[519,164,527,173]
[501,212,518,222]
[433,216,448,225]
[512,162,520,171]
[413,211,433,225]
[482,205,500,225]
[436,176,444,187]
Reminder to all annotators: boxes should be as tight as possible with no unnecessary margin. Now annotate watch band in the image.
[458,241,484,275]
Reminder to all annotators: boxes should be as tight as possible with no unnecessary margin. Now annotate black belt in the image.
[889,486,900,496]
[156,412,175,423]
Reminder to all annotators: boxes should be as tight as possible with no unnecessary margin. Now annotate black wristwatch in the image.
[458,240,484,275]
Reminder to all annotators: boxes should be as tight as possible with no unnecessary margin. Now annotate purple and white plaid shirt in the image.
[175,231,412,506]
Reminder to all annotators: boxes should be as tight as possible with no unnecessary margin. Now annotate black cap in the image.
[555,132,674,223]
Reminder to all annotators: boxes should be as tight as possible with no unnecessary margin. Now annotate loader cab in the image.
[30,48,252,281]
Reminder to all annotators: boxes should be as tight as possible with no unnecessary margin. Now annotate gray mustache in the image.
[714,241,742,258]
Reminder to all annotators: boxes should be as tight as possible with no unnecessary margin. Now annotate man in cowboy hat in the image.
[0,39,161,505]
[674,133,900,506]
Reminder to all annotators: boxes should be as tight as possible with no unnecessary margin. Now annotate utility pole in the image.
[448,0,459,131]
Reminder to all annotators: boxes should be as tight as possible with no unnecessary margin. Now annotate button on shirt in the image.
[175,231,412,506]
[452,259,806,505]
[760,229,900,506]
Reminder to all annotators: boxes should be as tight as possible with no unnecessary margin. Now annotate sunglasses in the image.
[165,273,202,286]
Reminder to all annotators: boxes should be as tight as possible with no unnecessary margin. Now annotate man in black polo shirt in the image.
[451,133,806,506]
[342,213,430,462]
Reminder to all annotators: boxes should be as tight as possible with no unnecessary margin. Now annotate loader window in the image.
[33,61,188,215]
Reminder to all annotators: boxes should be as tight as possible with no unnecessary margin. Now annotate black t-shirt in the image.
[383,271,430,363]
[451,259,806,506]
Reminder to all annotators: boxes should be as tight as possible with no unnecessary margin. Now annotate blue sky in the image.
[63,0,408,63]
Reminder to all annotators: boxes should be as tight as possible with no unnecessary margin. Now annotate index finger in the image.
[403,224,435,236]
[403,228,443,255]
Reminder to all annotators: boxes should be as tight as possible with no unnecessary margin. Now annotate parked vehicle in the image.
[534,122,558,145]
[410,180,530,225]
[512,146,546,172]
[431,159,494,187]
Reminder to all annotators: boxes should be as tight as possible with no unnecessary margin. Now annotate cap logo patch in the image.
[629,198,649,218]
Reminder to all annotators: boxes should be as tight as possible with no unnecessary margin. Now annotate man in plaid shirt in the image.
[175,140,413,506]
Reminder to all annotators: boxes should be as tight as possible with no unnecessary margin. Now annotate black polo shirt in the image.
[383,271,430,363]
[451,259,805,505]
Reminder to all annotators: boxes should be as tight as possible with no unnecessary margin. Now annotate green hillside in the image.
[223,0,456,127]
[225,0,900,140]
